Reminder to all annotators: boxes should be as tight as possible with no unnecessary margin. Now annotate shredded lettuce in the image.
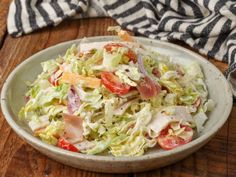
[103,50,122,70]
[185,62,203,79]
[179,87,199,105]
[38,120,64,145]
[160,80,183,94]
[110,132,150,156]
[77,87,103,109]
[41,60,58,73]
[19,40,214,157]
[86,137,111,155]
[104,98,116,126]
[115,64,142,87]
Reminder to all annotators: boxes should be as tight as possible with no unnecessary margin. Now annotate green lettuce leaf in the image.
[38,120,64,145]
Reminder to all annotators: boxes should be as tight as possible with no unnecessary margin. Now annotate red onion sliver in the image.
[67,86,81,114]
[137,53,148,76]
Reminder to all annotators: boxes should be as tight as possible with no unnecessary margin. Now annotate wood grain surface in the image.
[0,14,235,177]
[0,0,11,47]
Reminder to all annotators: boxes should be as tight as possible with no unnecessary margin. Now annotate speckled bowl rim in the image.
[1,36,233,162]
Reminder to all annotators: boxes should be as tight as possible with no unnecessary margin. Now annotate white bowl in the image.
[1,36,232,173]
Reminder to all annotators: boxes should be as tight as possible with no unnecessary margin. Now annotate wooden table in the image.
[0,2,236,177]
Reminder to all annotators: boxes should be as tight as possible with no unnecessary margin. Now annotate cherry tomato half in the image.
[101,71,131,95]
[57,138,79,152]
[157,125,193,150]
[104,43,124,52]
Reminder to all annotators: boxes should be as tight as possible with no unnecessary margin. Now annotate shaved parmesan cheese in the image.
[174,106,192,121]
[148,106,193,136]
[28,115,49,132]
[149,111,172,136]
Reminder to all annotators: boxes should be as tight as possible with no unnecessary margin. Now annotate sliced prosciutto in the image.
[137,76,160,100]
[63,114,83,144]
[137,54,161,100]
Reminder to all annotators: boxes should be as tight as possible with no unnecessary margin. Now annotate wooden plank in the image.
[208,59,228,73]
[228,108,236,177]
[0,0,11,47]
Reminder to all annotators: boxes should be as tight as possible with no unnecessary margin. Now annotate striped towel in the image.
[7,0,236,96]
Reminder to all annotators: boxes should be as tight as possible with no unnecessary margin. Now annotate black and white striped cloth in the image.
[7,0,236,96]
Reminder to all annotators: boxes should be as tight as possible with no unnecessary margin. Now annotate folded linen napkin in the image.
[7,0,236,96]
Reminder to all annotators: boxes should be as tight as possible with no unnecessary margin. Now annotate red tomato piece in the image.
[126,49,137,63]
[101,71,131,95]
[57,138,79,152]
[157,125,193,150]
[48,69,63,86]
[104,43,124,52]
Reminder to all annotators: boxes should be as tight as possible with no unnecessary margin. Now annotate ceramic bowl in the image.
[1,36,232,173]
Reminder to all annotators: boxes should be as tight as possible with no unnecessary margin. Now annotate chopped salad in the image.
[19,27,214,156]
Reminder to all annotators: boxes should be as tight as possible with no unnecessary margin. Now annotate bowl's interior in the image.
[2,36,232,158]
